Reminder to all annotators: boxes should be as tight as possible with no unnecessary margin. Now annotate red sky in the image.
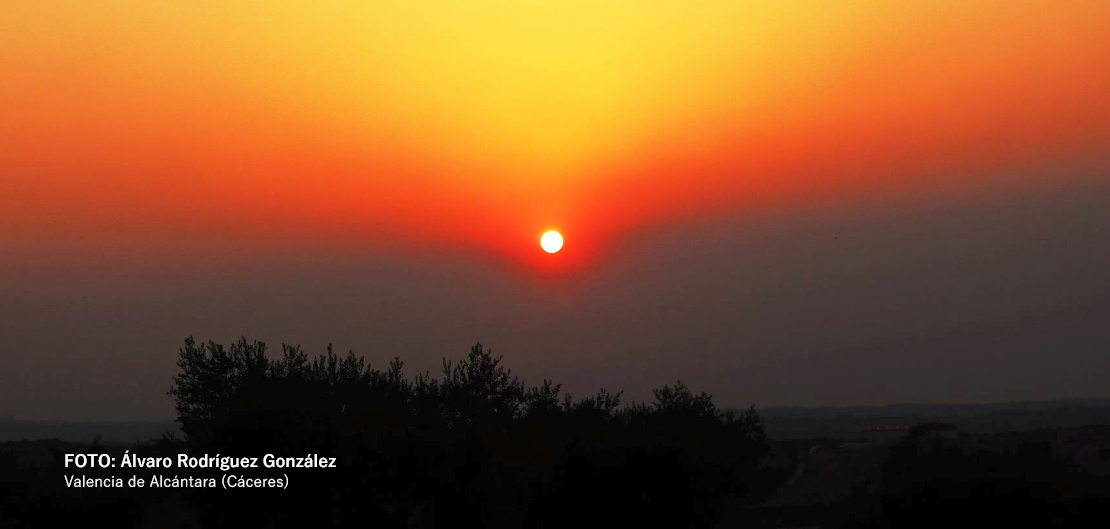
[4,1,1110,274]
[4,2,1110,420]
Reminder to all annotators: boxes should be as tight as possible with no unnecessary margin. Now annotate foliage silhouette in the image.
[166,337,777,527]
[828,434,1110,528]
[5,338,1109,527]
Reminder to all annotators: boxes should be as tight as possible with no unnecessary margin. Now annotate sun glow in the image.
[2,2,1109,273]
[540,231,563,254]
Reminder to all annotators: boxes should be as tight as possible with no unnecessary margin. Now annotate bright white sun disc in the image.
[540,230,563,253]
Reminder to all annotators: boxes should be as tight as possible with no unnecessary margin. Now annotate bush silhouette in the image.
[167,337,777,527]
[828,434,1110,528]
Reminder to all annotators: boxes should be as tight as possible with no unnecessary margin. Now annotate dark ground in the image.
[5,401,1110,527]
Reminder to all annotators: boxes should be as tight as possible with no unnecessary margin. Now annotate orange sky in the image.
[3,1,1110,273]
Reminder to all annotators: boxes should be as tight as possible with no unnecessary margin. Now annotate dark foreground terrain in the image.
[3,339,1109,527]
[6,423,1110,527]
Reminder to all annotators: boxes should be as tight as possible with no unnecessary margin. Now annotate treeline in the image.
[830,436,1110,527]
[5,337,1109,527]
[166,337,781,527]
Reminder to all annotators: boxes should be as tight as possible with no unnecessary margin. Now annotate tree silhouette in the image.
[164,337,777,527]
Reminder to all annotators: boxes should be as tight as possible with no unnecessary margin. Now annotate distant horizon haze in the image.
[2,2,1109,420]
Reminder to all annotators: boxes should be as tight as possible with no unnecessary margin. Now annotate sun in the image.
[540,230,563,253]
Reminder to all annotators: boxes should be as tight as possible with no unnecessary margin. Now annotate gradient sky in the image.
[2,1,1109,420]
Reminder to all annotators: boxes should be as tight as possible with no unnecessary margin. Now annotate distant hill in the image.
[760,398,1110,419]
[756,398,1110,439]
[6,398,1110,443]
[0,418,178,444]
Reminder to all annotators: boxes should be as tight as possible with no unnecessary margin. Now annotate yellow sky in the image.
[3,1,1109,268]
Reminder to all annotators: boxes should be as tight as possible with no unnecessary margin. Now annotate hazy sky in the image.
[2,1,1109,419]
